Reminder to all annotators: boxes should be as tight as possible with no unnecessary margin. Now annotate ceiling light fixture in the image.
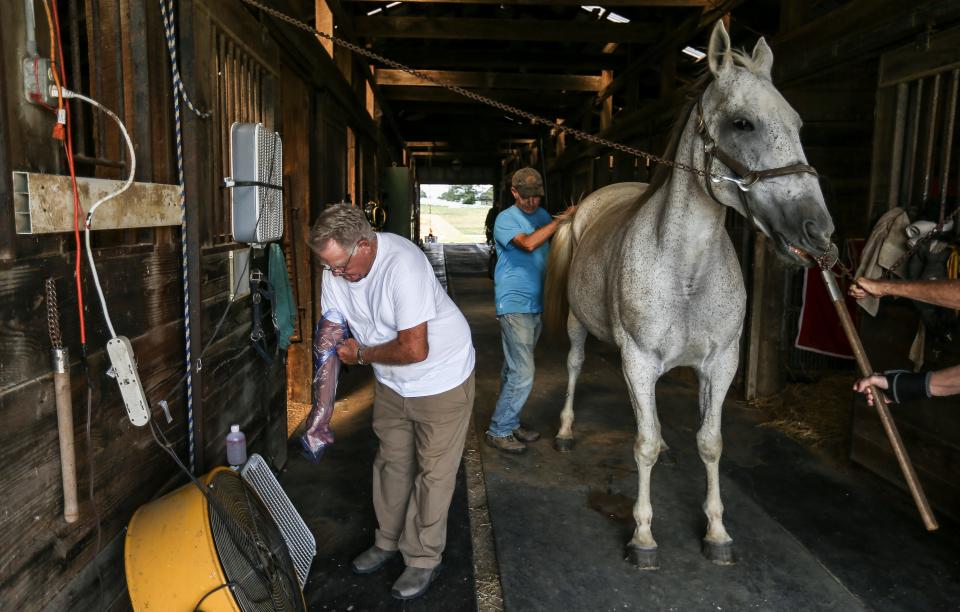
[682,46,706,61]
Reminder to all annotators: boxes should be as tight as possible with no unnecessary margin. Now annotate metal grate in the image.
[206,469,303,611]
[229,122,283,243]
[242,454,316,589]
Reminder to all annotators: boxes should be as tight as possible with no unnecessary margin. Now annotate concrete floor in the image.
[443,243,960,612]
[282,242,960,611]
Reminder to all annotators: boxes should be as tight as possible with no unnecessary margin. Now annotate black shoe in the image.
[391,565,442,600]
[513,424,540,443]
[351,545,397,574]
[485,432,527,454]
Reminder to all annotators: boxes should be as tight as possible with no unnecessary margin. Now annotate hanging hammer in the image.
[817,249,938,531]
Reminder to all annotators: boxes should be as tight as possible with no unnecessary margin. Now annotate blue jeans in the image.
[488,313,542,438]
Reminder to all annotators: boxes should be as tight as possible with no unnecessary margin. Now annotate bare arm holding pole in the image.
[820,266,938,531]
[850,277,960,309]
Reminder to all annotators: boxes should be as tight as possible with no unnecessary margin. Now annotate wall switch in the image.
[106,336,150,427]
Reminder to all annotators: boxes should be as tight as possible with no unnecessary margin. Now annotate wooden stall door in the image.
[857,25,960,519]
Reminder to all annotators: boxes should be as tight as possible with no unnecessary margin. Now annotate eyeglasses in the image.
[321,241,360,275]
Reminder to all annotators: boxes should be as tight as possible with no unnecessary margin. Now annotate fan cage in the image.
[207,470,304,612]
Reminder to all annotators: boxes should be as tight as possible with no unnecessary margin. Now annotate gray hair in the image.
[308,205,376,252]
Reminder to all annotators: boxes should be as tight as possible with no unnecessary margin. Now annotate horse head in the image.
[698,21,834,266]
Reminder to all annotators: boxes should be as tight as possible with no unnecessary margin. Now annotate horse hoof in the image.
[625,545,659,570]
[702,540,737,565]
[554,437,575,453]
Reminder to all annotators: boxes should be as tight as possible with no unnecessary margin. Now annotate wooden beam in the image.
[353,16,659,43]
[773,0,960,85]
[345,0,708,5]
[411,150,517,157]
[383,85,589,107]
[376,69,603,91]
[561,0,742,127]
[368,49,625,72]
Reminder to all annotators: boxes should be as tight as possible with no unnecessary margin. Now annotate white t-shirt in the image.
[320,233,475,397]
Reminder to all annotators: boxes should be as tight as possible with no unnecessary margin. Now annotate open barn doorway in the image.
[419,184,494,244]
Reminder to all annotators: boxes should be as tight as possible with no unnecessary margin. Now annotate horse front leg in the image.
[696,343,738,565]
[620,344,662,570]
[555,312,587,452]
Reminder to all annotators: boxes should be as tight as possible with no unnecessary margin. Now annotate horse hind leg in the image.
[696,345,738,565]
[554,312,587,452]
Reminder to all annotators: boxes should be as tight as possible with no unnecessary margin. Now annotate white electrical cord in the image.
[53,86,136,339]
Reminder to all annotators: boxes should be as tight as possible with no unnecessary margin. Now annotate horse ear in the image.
[708,20,733,80]
[751,37,774,81]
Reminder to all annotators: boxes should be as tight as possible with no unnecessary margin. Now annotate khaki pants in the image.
[371,371,475,569]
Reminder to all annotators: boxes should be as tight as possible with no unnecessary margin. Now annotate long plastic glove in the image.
[300,309,349,462]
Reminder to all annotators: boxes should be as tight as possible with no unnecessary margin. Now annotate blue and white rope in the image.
[160,0,209,474]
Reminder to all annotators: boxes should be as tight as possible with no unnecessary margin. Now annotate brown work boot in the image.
[485,432,527,454]
[513,424,540,442]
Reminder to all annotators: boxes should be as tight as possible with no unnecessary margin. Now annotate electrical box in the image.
[227,123,283,244]
[22,56,55,107]
[228,247,252,301]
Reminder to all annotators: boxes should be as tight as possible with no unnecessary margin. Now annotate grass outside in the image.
[421,201,490,243]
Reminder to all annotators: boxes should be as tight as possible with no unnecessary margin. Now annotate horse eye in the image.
[733,118,755,132]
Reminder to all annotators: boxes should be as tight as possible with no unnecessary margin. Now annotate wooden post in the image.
[820,268,938,531]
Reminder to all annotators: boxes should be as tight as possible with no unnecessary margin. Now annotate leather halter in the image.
[695,97,818,201]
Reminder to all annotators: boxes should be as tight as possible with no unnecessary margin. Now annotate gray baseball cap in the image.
[511,167,544,197]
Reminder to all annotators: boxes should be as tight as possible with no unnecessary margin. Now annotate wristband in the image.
[356,346,368,366]
[882,370,932,404]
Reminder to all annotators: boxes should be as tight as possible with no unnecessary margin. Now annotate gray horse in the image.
[543,22,834,569]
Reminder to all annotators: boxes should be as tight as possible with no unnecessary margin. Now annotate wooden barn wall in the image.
[780,64,878,239]
[0,0,192,609]
[0,0,369,607]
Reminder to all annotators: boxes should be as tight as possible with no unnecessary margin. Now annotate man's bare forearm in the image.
[930,363,960,398]
[871,279,960,309]
[513,219,559,252]
[363,336,428,365]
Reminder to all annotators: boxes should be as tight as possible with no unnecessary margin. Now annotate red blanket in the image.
[794,266,858,359]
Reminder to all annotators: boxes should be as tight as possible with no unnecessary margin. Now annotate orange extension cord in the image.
[43,0,87,346]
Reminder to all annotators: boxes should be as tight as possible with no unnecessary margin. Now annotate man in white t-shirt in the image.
[308,205,476,601]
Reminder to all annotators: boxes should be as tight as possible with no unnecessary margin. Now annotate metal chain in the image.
[45,278,63,350]
[238,0,713,179]
[885,208,960,275]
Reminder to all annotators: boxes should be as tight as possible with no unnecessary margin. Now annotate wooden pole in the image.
[52,348,79,523]
[820,268,938,531]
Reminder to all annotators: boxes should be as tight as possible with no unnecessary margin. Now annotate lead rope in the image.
[160,0,211,474]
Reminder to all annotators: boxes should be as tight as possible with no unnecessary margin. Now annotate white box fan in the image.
[227,122,284,244]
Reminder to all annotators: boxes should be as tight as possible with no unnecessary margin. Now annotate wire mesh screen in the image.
[207,469,303,611]
[242,454,315,589]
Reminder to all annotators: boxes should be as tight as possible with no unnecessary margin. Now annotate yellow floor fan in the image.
[125,454,315,611]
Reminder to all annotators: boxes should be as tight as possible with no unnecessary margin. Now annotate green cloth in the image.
[268,243,297,350]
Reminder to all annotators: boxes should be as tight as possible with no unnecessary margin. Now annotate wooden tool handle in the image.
[53,350,79,523]
[821,269,938,531]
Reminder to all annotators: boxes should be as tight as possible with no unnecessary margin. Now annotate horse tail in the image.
[544,214,576,338]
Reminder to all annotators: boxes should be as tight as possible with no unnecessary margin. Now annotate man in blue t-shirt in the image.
[486,167,576,454]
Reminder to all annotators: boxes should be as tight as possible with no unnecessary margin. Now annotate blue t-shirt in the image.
[493,205,553,315]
